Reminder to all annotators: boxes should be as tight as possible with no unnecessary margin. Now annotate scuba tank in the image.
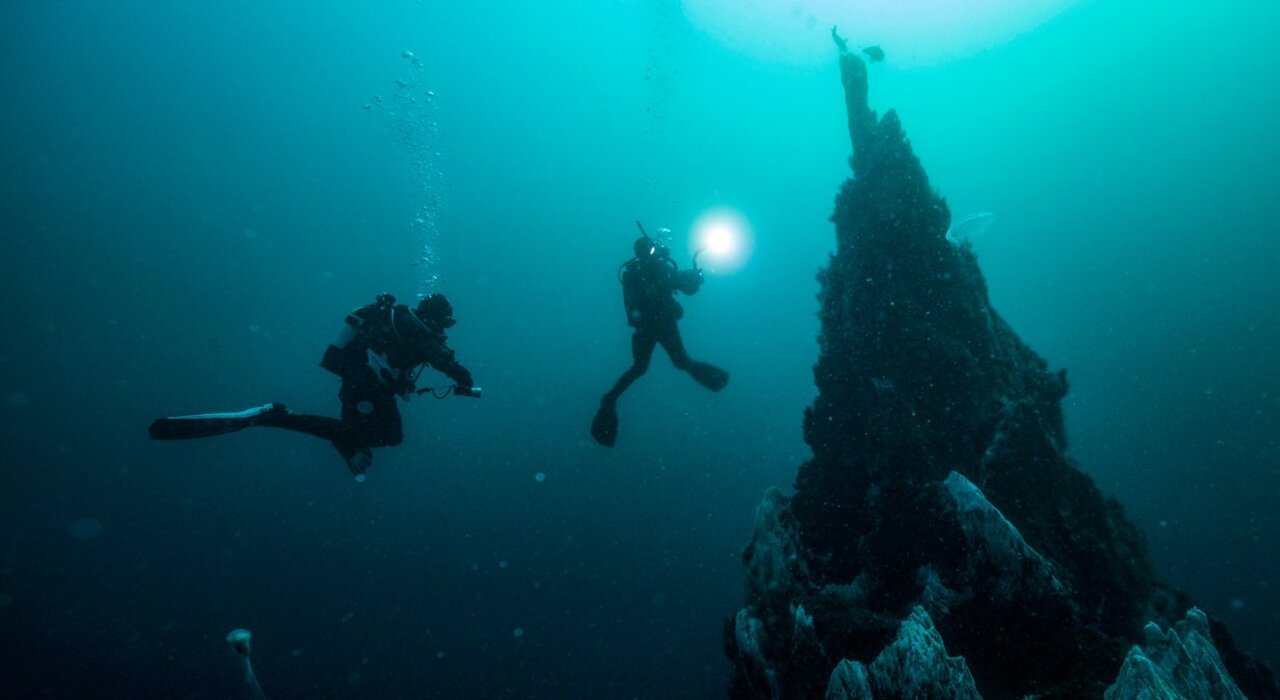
[320,293,397,376]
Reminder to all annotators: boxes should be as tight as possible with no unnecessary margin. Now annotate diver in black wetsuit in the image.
[591,229,729,447]
[149,293,477,476]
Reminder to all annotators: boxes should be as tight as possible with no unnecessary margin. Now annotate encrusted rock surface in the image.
[1106,608,1244,700]
[724,46,1280,700]
[824,607,980,700]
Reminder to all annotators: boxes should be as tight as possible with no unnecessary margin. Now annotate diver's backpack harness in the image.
[320,294,415,392]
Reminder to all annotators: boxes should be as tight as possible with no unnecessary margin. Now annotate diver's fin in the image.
[346,448,373,476]
[333,441,374,477]
[148,404,284,440]
[689,362,729,392]
[591,399,618,447]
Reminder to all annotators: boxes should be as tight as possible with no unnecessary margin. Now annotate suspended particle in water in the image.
[68,518,104,540]
[513,628,525,638]
[401,51,415,60]
[1230,598,1245,610]
[248,324,261,333]
[534,472,546,483]
[498,560,509,569]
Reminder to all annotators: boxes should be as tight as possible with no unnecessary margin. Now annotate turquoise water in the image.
[2,1,1277,696]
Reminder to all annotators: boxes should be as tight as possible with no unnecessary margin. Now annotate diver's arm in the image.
[674,266,704,296]
[425,342,473,388]
[621,264,643,326]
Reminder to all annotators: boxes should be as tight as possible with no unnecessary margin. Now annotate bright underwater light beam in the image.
[705,223,735,255]
[690,208,752,273]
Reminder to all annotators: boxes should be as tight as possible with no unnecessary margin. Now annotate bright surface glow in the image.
[690,207,752,273]
[682,0,1081,66]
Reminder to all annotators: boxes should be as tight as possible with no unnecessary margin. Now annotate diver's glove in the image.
[677,268,704,295]
[394,377,417,399]
[453,368,475,392]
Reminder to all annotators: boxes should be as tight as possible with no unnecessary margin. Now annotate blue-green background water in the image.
[2,1,1277,697]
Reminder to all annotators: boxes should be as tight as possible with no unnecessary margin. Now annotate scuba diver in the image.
[149,293,478,476]
[591,223,730,447]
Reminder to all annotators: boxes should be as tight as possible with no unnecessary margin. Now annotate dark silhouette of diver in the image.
[149,293,477,476]
[591,226,729,447]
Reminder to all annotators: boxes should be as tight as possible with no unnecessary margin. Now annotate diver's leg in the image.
[656,319,694,370]
[253,408,346,442]
[603,331,658,403]
[243,401,374,475]
[360,392,403,447]
[657,320,729,392]
[593,331,657,446]
[339,380,402,446]
[333,377,408,474]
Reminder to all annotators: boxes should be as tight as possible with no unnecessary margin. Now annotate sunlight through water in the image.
[682,0,1082,65]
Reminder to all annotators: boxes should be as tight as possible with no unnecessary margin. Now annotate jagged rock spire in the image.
[725,48,1279,700]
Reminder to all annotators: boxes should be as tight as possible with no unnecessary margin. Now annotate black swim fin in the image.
[149,404,284,440]
[332,441,374,477]
[591,399,618,447]
[689,362,729,392]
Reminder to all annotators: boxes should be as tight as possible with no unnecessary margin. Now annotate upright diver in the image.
[150,293,477,476]
[591,224,729,447]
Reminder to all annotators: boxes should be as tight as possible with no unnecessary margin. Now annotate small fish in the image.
[861,45,885,63]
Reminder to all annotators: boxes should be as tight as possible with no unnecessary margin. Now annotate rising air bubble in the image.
[369,54,445,295]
